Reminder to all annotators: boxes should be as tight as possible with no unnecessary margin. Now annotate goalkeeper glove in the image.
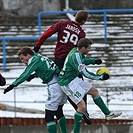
[33,46,40,53]
[101,72,110,80]
[3,84,15,94]
[26,74,36,82]
[95,59,102,65]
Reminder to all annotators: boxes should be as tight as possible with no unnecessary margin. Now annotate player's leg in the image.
[88,86,122,120]
[66,72,91,125]
[45,80,60,133]
[54,56,65,70]
[52,82,68,133]
[67,95,91,124]
[60,77,90,133]
[67,73,91,125]
[45,109,57,133]
[67,74,87,110]
[77,74,91,124]
[72,100,85,133]
[55,105,67,133]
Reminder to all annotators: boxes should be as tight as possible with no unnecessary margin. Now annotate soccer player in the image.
[58,38,122,133]
[3,46,67,133]
[34,10,91,124]
[0,73,6,86]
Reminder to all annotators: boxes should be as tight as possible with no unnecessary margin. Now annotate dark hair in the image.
[17,46,34,56]
[75,10,89,23]
[77,38,93,49]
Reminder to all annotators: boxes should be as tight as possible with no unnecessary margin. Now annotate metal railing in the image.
[0,36,56,71]
[1,85,132,118]
[0,9,133,72]
[37,9,133,41]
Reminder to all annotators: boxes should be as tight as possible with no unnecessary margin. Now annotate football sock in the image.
[58,116,67,133]
[93,96,111,115]
[73,111,83,133]
[47,121,57,133]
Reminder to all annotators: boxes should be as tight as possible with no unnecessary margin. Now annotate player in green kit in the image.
[3,46,67,133]
[58,38,122,133]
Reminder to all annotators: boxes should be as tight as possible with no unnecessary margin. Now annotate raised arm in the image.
[34,27,55,52]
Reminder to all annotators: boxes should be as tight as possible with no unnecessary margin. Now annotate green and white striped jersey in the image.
[12,53,60,86]
[58,48,102,86]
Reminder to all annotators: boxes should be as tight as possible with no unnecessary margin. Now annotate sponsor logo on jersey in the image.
[78,64,85,72]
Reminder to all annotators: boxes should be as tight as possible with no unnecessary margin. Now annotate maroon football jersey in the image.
[51,20,86,58]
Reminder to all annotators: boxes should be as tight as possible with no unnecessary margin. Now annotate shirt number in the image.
[60,30,78,45]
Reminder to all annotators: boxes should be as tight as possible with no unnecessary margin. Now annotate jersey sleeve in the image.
[36,27,56,47]
[82,58,96,65]
[72,53,102,80]
[12,57,39,86]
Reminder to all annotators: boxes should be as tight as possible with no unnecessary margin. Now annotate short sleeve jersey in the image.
[12,53,60,86]
[58,48,102,86]
[51,20,86,58]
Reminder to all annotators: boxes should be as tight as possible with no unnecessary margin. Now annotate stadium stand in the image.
[0,13,132,69]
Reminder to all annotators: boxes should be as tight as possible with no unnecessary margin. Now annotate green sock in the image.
[93,96,110,115]
[73,111,83,133]
[58,116,67,133]
[47,121,57,133]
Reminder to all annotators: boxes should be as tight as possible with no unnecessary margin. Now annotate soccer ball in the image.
[96,67,110,75]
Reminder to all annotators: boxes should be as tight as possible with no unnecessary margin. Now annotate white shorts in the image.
[45,75,67,111]
[60,77,92,104]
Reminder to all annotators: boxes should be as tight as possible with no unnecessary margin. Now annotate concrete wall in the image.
[0,0,133,16]
[1,124,133,133]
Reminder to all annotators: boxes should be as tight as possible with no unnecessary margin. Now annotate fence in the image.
[0,9,133,71]
[0,36,56,71]
[37,9,133,41]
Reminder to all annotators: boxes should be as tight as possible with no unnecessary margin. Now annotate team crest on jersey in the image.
[78,64,85,72]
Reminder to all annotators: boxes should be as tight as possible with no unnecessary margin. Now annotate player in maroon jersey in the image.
[34,10,91,124]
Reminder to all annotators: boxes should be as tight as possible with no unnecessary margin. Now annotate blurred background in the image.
[0,0,133,16]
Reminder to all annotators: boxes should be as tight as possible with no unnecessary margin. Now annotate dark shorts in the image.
[54,56,66,70]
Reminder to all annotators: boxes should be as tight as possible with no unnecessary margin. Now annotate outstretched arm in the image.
[34,27,55,52]
[72,54,109,80]
[79,65,109,80]
[3,58,39,94]
[82,58,102,65]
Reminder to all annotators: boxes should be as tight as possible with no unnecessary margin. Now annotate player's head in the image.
[74,10,89,25]
[77,38,92,55]
[17,46,34,65]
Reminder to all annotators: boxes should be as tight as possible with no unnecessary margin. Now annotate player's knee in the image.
[55,105,64,120]
[82,105,86,112]
[45,109,55,123]
[77,102,86,113]
[88,87,99,97]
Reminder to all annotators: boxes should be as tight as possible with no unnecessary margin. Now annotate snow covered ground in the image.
[0,67,132,120]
